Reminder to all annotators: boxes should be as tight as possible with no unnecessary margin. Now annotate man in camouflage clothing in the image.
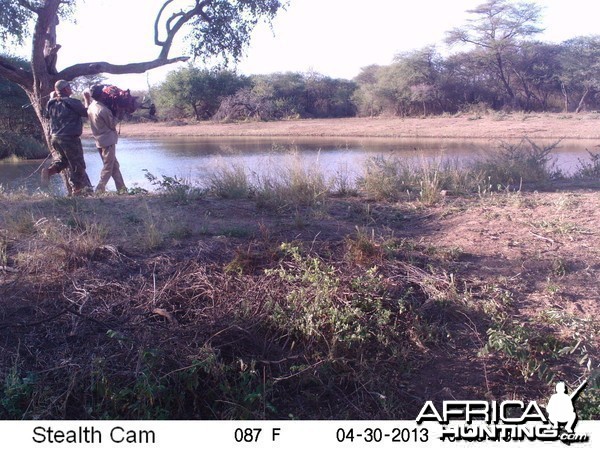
[42,80,92,195]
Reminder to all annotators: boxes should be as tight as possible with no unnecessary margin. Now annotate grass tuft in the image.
[207,163,251,199]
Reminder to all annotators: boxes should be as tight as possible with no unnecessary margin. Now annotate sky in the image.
[12,0,600,91]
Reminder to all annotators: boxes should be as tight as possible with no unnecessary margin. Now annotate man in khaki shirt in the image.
[83,85,127,193]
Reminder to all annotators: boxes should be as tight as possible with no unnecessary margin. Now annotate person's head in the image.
[90,85,104,101]
[556,381,566,394]
[54,80,72,97]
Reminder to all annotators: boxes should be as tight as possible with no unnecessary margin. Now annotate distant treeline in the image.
[352,37,600,116]
[145,0,600,120]
[150,35,600,121]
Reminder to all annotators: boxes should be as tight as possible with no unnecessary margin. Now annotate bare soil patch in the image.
[110,113,600,140]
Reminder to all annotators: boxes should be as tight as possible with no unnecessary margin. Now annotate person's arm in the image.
[66,98,88,117]
[83,90,92,108]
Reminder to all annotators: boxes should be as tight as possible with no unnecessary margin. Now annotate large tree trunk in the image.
[29,2,72,193]
[561,82,569,113]
[575,86,591,114]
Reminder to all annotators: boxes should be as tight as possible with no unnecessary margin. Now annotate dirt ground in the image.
[110,113,600,140]
[403,187,600,406]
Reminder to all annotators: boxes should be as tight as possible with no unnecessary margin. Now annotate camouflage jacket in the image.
[45,97,87,137]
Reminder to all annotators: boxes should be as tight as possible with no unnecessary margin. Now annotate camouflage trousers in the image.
[49,136,92,194]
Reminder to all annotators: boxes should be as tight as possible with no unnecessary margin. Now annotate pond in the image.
[0,136,597,194]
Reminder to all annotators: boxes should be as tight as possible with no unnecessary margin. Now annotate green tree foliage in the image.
[157,70,357,121]
[184,0,285,64]
[510,41,562,111]
[213,87,271,121]
[154,66,249,120]
[445,0,543,108]
[0,0,36,45]
[0,56,41,137]
[0,54,46,159]
[251,72,356,119]
[557,36,600,113]
[353,47,442,116]
[350,1,600,116]
[436,51,498,112]
[252,72,307,118]
[352,65,384,117]
[225,72,356,120]
[304,71,357,118]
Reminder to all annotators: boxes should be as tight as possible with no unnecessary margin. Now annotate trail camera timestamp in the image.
[336,427,429,444]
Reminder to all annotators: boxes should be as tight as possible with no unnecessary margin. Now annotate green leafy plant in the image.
[264,243,401,350]
[0,366,36,418]
[480,321,563,383]
[574,150,600,178]
[143,170,204,203]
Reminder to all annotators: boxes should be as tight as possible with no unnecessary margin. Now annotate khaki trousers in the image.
[96,145,126,192]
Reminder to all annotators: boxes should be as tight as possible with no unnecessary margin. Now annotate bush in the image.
[574,151,600,178]
[0,131,47,160]
[472,139,562,187]
[358,156,411,201]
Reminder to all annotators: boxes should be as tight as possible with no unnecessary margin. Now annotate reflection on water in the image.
[0,136,597,194]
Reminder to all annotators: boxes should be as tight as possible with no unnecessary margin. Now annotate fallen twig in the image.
[528,230,556,244]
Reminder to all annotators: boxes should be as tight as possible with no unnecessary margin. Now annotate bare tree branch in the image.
[166,11,186,34]
[154,0,176,46]
[154,0,210,60]
[57,56,190,81]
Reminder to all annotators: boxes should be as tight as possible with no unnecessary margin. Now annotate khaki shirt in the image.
[87,100,118,148]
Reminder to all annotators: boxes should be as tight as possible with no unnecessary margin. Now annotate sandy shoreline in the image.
[101,113,600,141]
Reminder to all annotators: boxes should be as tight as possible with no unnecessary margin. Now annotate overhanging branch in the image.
[56,56,190,81]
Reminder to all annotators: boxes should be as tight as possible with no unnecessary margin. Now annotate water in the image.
[0,136,597,194]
